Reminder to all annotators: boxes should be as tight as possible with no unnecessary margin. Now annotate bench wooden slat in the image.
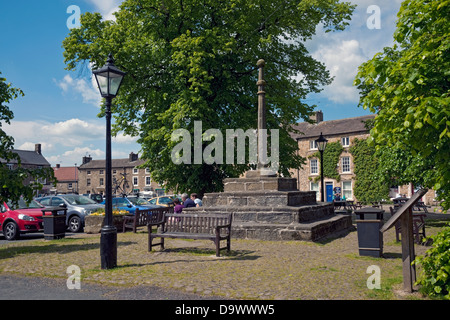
[148,212,232,257]
[123,207,173,233]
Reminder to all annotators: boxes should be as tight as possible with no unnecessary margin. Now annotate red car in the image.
[0,199,44,240]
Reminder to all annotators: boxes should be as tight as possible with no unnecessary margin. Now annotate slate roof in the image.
[79,158,145,170]
[291,114,375,140]
[0,149,51,166]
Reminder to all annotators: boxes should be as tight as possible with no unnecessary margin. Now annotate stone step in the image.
[223,177,297,192]
[202,191,317,207]
[231,214,353,241]
[184,203,335,224]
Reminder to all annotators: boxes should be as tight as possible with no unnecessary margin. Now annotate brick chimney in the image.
[310,110,323,124]
[129,152,138,162]
[35,144,42,155]
[82,155,92,165]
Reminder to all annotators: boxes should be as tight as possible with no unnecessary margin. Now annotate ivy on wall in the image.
[310,141,344,183]
[349,138,389,202]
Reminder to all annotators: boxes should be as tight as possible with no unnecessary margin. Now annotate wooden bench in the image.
[148,213,232,257]
[122,207,173,233]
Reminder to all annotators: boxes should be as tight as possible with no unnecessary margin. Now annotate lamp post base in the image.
[100,225,117,269]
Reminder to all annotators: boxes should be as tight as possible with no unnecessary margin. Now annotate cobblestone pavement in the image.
[0,214,448,300]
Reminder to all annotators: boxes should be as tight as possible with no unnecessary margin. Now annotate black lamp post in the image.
[315,132,328,202]
[93,54,126,269]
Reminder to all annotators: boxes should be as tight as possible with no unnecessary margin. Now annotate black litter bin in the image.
[42,207,67,240]
[354,207,384,257]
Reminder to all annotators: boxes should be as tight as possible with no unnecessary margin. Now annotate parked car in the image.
[147,196,175,207]
[101,197,162,214]
[35,194,104,233]
[1,199,45,240]
[83,193,104,203]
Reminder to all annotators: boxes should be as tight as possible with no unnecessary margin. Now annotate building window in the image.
[133,177,138,186]
[310,159,318,175]
[342,181,352,200]
[342,157,351,173]
[87,179,91,186]
[100,170,104,175]
[68,183,73,189]
[310,182,320,201]
[309,140,318,150]
[99,178,104,186]
[341,137,350,147]
[145,168,150,174]
[6,163,14,170]
[87,170,91,175]
[133,168,138,174]
[113,169,117,174]
[145,176,151,186]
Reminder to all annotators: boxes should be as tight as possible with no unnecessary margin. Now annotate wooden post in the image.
[400,207,416,292]
[380,188,427,293]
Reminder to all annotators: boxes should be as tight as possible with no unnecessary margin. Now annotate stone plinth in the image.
[184,176,353,241]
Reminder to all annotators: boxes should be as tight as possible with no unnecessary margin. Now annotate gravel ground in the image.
[0,213,448,300]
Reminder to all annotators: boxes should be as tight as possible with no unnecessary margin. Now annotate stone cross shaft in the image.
[257,59,266,170]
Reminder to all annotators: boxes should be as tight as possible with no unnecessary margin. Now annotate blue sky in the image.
[0,0,402,167]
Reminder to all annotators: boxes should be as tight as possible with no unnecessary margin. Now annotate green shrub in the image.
[414,222,450,299]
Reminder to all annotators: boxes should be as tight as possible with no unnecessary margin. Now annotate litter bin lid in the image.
[41,206,67,215]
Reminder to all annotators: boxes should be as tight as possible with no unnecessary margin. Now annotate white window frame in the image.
[310,182,320,201]
[341,137,350,147]
[342,181,353,200]
[133,168,139,174]
[309,140,318,150]
[145,176,151,186]
[310,159,318,175]
[342,157,351,173]
[133,176,138,186]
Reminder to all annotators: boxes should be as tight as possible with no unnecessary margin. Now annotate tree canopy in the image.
[0,73,55,205]
[354,0,449,209]
[63,0,355,195]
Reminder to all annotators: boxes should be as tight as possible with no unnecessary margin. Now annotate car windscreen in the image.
[7,199,44,210]
[63,195,97,205]
[128,197,148,205]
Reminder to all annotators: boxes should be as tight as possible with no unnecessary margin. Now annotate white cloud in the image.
[48,147,104,167]
[56,74,101,106]
[302,0,403,105]
[3,118,141,167]
[86,0,123,20]
[311,39,366,103]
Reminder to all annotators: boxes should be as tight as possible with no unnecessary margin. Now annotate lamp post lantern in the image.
[315,132,328,202]
[93,54,125,269]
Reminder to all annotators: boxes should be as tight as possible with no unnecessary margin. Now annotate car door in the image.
[0,203,7,228]
[51,197,65,207]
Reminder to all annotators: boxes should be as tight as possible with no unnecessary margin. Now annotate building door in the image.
[326,183,334,202]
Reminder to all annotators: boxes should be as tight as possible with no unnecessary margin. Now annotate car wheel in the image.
[3,221,20,241]
[68,216,82,233]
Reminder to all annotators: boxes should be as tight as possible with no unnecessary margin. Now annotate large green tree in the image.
[0,73,55,205]
[63,0,355,195]
[354,0,449,209]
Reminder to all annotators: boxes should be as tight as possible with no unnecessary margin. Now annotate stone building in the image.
[52,164,78,194]
[291,111,374,202]
[77,153,164,197]
[291,111,438,205]
[0,144,52,195]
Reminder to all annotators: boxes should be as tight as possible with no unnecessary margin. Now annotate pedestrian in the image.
[182,193,196,208]
[191,193,203,207]
[173,197,184,213]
